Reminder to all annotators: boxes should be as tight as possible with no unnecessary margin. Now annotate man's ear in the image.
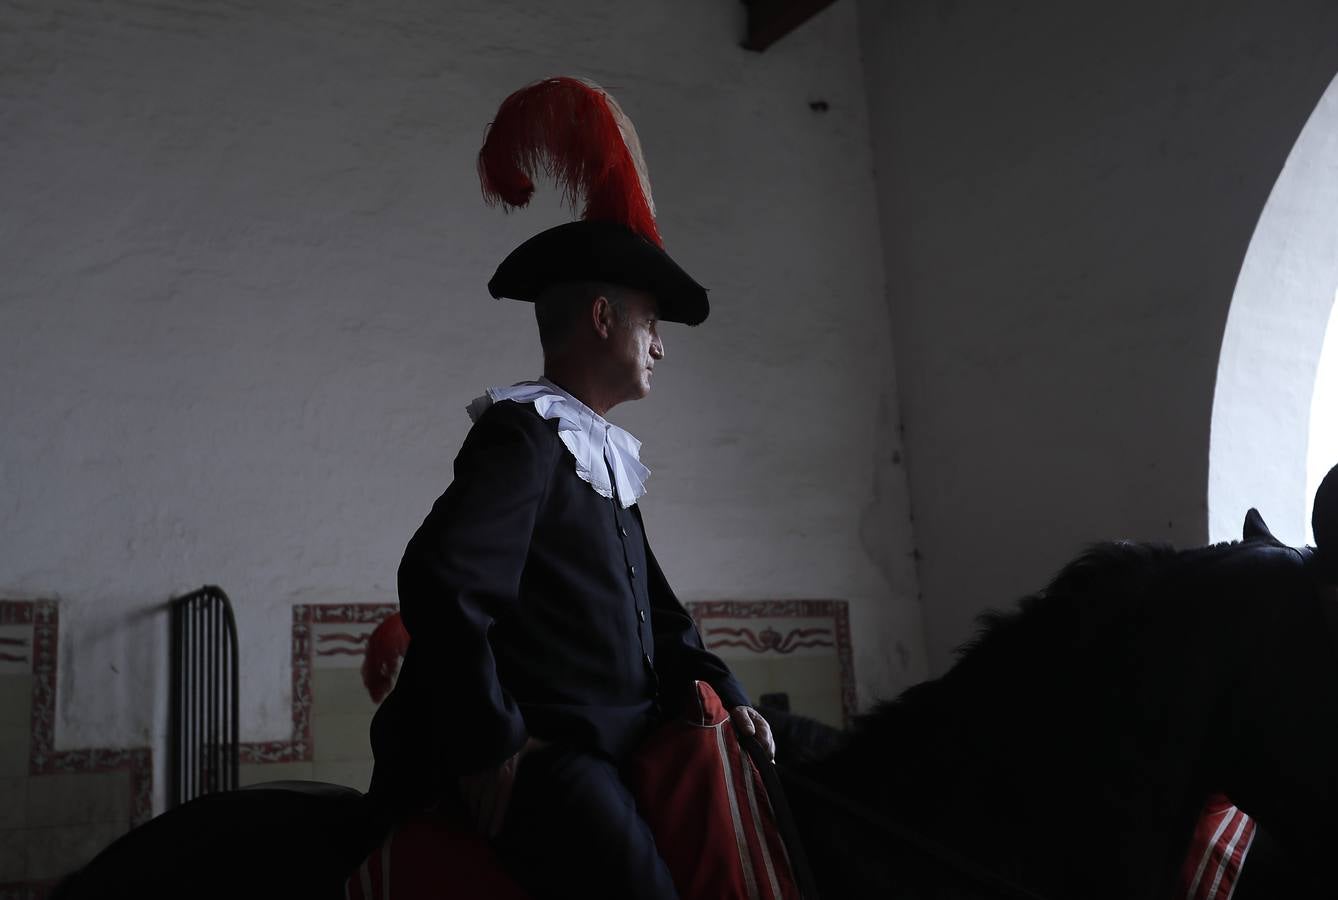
[591,295,613,339]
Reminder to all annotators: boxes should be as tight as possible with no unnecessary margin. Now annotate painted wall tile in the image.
[26,773,130,829]
[0,828,26,882]
[0,678,31,731]
[24,821,125,881]
[688,600,856,728]
[311,760,373,793]
[0,728,28,779]
[0,629,32,678]
[312,669,377,717]
[239,761,312,788]
[311,712,374,763]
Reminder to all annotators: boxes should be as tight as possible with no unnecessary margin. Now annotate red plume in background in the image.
[362,612,410,704]
[478,76,663,248]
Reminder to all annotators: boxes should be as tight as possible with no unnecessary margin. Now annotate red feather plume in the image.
[362,612,410,705]
[478,76,663,247]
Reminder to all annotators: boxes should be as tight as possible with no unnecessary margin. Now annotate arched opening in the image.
[1306,289,1338,541]
[1209,74,1338,545]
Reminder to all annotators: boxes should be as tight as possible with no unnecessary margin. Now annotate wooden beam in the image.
[741,0,839,52]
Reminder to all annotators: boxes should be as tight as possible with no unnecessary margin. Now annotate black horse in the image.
[770,506,1331,899]
[54,474,1338,899]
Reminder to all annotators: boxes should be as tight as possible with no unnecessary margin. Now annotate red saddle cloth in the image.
[346,681,801,899]
[1176,794,1256,900]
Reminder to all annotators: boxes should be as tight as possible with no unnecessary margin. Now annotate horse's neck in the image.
[807,654,1225,899]
[792,545,1329,897]
[1215,582,1338,859]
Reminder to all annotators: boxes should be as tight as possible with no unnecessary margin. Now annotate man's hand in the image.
[458,737,545,837]
[730,705,775,760]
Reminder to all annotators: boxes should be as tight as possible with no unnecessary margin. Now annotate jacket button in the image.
[643,653,653,667]
[639,609,647,623]
[620,526,628,537]
[629,565,637,578]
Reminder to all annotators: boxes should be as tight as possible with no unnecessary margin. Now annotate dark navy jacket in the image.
[369,399,747,811]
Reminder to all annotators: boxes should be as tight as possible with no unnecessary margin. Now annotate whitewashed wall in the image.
[0,0,924,807]
[857,0,1338,673]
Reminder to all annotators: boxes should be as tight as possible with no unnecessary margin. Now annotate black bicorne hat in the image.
[478,77,709,326]
[488,220,708,326]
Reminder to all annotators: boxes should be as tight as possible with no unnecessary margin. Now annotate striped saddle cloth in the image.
[1177,794,1256,900]
[346,681,802,900]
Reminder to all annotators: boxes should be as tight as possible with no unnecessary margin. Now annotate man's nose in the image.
[650,334,664,360]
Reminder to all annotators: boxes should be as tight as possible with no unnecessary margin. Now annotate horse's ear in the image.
[1242,508,1282,545]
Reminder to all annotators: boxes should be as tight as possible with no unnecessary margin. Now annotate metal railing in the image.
[169,585,240,807]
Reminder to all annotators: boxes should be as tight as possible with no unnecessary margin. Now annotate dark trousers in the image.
[494,745,680,900]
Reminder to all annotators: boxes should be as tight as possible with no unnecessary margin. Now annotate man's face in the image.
[605,289,664,404]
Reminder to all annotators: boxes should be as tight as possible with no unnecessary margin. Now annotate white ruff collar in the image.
[466,377,649,508]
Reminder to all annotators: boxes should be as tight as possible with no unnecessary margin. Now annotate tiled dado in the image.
[243,599,857,790]
[0,600,152,898]
[238,604,396,791]
[0,596,854,896]
[687,599,856,728]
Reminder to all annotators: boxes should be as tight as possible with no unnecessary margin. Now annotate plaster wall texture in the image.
[857,0,1338,673]
[0,0,924,803]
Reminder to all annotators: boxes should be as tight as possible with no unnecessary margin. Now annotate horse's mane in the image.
[791,525,1328,898]
[953,541,1171,661]
[850,538,1253,737]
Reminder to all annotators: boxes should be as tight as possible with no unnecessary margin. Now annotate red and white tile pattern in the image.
[240,604,397,765]
[687,600,856,725]
[0,600,152,899]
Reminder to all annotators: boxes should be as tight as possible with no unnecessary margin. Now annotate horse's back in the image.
[52,780,381,900]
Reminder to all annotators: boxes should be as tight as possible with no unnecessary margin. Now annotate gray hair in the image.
[534,282,632,356]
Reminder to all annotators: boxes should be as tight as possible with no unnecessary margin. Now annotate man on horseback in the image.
[367,78,774,900]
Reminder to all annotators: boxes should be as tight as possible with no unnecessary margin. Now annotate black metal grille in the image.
[169,585,240,807]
